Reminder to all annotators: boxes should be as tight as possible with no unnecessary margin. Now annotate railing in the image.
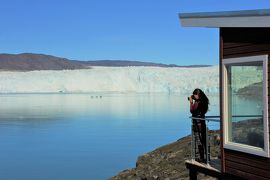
[189,116,220,166]
[189,115,263,166]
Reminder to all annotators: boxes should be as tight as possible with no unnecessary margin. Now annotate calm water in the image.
[0,93,219,180]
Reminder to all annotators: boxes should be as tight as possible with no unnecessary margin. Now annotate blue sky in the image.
[1,0,270,65]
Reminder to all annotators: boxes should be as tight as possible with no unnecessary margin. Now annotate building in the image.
[179,9,270,179]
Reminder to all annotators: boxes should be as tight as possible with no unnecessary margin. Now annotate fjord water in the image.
[0,94,219,180]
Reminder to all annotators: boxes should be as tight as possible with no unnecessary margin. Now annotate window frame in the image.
[222,55,269,157]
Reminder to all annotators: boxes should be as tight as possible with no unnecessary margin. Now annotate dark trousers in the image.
[193,118,207,161]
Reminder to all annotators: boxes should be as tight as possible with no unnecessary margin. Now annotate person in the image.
[189,88,209,162]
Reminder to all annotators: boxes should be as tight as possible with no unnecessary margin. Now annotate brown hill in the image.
[0,53,87,71]
[110,130,220,180]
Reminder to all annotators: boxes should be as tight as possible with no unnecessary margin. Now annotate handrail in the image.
[189,115,262,122]
[189,116,220,122]
[189,114,262,165]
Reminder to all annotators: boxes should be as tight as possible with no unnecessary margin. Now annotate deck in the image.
[185,159,221,179]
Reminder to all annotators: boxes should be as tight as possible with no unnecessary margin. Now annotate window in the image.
[223,55,269,157]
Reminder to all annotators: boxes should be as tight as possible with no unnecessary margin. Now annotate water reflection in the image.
[0,93,219,180]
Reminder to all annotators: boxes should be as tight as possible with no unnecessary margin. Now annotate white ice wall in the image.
[0,66,220,94]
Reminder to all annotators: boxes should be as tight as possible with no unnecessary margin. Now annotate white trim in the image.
[225,142,268,157]
[222,63,228,146]
[222,55,269,158]
[263,58,269,157]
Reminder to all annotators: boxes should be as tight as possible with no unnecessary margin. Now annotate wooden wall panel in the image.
[225,167,269,180]
[221,28,270,179]
[222,28,270,59]
[224,149,270,180]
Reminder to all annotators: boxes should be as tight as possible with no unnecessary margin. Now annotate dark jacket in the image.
[190,100,207,118]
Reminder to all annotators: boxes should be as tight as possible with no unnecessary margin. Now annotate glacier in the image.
[0,66,220,94]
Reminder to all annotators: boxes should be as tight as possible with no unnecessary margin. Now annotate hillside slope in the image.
[0,53,87,71]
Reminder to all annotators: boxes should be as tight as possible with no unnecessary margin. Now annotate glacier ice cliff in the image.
[0,66,220,94]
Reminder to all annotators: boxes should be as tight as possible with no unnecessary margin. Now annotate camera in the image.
[187,95,195,101]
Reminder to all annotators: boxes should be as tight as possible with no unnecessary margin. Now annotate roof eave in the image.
[179,9,270,28]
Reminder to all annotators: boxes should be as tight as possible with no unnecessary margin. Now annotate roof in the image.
[179,9,270,27]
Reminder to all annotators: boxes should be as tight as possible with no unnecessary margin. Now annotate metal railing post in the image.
[205,119,209,165]
[191,118,195,161]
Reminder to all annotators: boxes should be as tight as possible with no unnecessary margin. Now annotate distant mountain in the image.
[80,60,210,68]
[0,53,211,71]
[0,53,86,71]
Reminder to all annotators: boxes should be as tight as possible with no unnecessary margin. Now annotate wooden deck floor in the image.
[185,159,222,179]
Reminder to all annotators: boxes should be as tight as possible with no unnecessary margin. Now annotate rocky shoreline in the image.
[110,130,220,180]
